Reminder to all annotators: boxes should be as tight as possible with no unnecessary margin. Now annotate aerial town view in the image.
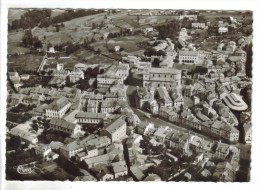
[6,8,252,182]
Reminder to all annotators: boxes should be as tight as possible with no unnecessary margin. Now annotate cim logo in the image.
[17,165,33,174]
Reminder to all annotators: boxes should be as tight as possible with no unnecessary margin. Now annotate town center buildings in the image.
[143,67,181,88]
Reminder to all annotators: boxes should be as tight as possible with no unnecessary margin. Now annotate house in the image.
[156,87,173,107]
[69,69,84,83]
[96,166,114,181]
[172,93,184,108]
[45,97,71,118]
[59,137,94,158]
[130,165,145,181]
[218,27,228,34]
[171,132,190,153]
[184,85,194,97]
[101,100,116,113]
[189,135,203,153]
[192,23,206,30]
[20,74,30,80]
[86,136,111,148]
[97,64,129,88]
[74,170,97,181]
[9,123,38,144]
[111,160,128,178]
[8,94,25,105]
[212,161,236,182]
[214,142,230,160]
[83,154,111,169]
[153,127,171,142]
[86,99,99,113]
[114,46,120,52]
[144,173,162,181]
[75,145,98,162]
[8,72,20,81]
[35,144,52,158]
[137,121,155,136]
[103,116,127,142]
[49,141,64,150]
[49,118,82,136]
[135,86,154,109]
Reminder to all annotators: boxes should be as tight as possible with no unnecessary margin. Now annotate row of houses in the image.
[159,107,239,143]
[136,121,240,181]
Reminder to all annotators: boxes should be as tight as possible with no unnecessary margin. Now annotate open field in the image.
[8,31,31,55]
[45,57,80,69]
[8,9,26,23]
[8,54,43,72]
[91,35,149,54]
[86,54,115,65]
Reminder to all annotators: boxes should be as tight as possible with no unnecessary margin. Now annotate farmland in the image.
[8,54,43,72]
[45,57,80,70]
[90,35,149,54]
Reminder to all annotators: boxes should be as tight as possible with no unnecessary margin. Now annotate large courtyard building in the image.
[143,67,181,88]
[179,50,199,64]
[45,97,72,118]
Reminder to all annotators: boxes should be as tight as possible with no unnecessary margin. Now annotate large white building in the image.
[218,27,228,34]
[179,50,199,64]
[143,67,181,88]
[192,23,206,30]
[104,116,127,142]
[97,63,129,88]
[75,112,107,124]
[45,97,71,118]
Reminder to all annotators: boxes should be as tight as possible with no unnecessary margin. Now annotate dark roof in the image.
[50,118,77,131]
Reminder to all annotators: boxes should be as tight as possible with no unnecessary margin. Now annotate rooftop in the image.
[223,93,248,111]
[179,50,198,56]
[75,112,106,119]
[50,118,77,131]
[105,116,126,134]
[148,67,181,75]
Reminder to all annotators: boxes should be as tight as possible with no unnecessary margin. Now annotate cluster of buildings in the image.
[6,10,252,182]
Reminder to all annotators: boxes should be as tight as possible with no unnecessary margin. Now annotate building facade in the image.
[143,67,181,88]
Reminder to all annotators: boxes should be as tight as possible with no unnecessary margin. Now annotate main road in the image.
[126,85,214,142]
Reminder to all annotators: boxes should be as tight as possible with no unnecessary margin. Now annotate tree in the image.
[31,123,39,132]
[7,136,21,150]
[96,48,101,54]
[153,58,160,67]
[197,15,207,23]
[21,30,33,47]
[65,76,71,86]
[56,25,60,32]
[47,42,53,50]
[78,78,90,91]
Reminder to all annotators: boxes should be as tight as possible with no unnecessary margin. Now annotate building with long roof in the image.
[143,67,181,88]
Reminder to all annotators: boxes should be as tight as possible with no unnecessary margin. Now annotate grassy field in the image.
[45,57,80,69]
[91,35,149,54]
[8,31,31,55]
[8,9,26,23]
[86,54,115,65]
[8,54,43,72]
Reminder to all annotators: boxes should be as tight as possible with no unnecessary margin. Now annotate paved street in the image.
[126,85,213,142]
